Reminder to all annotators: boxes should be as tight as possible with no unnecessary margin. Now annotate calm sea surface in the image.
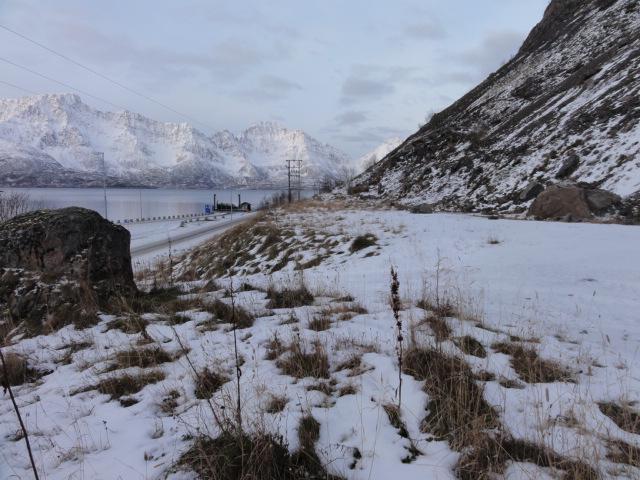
[2,187,312,221]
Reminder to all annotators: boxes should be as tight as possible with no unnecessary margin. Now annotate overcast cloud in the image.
[0,0,548,157]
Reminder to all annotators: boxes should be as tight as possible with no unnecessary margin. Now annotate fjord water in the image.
[3,187,309,221]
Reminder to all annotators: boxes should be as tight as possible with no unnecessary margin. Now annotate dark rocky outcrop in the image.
[528,184,621,220]
[0,207,137,336]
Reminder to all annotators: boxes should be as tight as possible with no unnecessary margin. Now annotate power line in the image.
[0,79,38,95]
[0,56,129,111]
[0,23,215,131]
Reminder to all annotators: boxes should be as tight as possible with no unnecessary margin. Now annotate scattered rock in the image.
[410,203,435,214]
[555,152,580,179]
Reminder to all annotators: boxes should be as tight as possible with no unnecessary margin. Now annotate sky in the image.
[0,0,549,158]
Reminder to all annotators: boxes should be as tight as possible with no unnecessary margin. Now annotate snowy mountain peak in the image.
[0,94,353,188]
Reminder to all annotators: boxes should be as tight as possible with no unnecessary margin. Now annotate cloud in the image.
[342,78,394,101]
[403,21,445,40]
[334,110,368,126]
[340,65,417,104]
[458,30,525,76]
[238,74,302,101]
[333,125,406,144]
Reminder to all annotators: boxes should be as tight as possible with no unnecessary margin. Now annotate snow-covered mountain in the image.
[356,0,640,213]
[355,137,402,173]
[0,93,351,188]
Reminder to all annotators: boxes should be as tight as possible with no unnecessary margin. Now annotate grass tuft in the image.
[266,286,314,309]
[349,234,378,253]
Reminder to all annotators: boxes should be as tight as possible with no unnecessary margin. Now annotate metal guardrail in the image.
[114,212,229,225]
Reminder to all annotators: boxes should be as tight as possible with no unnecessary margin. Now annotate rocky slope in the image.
[356,0,640,214]
[0,94,351,188]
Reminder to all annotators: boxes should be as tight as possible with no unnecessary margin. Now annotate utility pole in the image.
[286,159,293,203]
[101,153,108,219]
[297,159,302,201]
[286,158,302,203]
[213,193,217,212]
[238,193,241,210]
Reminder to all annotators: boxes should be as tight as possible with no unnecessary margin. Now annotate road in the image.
[129,213,254,265]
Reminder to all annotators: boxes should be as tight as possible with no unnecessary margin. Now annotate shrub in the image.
[194,368,229,399]
[349,234,377,253]
[277,341,329,379]
[266,286,314,309]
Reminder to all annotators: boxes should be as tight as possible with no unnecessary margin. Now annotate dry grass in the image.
[0,352,40,386]
[81,370,165,401]
[112,346,174,370]
[423,314,452,341]
[266,285,314,309]
[598,402,640,434]
[307,315,332,332]
[492,342,573,383]
[403,346,498,448]
[457,435,600,479]
[176,431,329,480]
[106,315,149,334]
[276,340,330,379]
[607,439,640,467]
[454,335,487,358]
[265,394,288,414]
[349,233,377,253]
[194,368,229,399]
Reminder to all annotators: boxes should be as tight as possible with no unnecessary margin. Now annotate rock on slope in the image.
[0,94,351,188]
[357,0,640,214]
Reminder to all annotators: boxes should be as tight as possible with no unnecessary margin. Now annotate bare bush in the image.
[0,192,43,222]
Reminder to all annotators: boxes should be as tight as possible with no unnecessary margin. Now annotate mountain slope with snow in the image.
[357,0,640,213]
[0,94,351,188]
[355,137,402,173]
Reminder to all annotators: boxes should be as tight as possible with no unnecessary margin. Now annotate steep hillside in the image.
[357,0,640,213]
[0,94,351,188]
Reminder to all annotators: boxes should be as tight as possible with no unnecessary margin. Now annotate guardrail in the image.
[114,212,229,225]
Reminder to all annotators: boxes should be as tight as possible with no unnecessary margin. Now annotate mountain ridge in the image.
[0,93,352,188]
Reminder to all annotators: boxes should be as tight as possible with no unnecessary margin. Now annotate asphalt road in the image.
[130,213,254,259]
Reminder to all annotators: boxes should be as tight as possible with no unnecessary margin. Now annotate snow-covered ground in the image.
[2,206,639,479]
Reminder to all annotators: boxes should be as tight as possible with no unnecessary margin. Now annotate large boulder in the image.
[0,207,137,335]
[527,184,621,221]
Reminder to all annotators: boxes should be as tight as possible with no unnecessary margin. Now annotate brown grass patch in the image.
[424,314,452,341]
[307,315,332,332]
[276,340,330,379]
[266,285,314,309]
[0,353,41,386]
[84,370,165,400]
[349,233,377,253]
[106,314,149,334]
[112,346,174,369]
[454,336,487,358]
[607,439,640,467]
[403,346,498,448]
[176,430,339,480]
[457,436,599,479]
[265,394,288,414]
[598,402,640,434]
[492,342,573,383]
[194,368,229,399]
